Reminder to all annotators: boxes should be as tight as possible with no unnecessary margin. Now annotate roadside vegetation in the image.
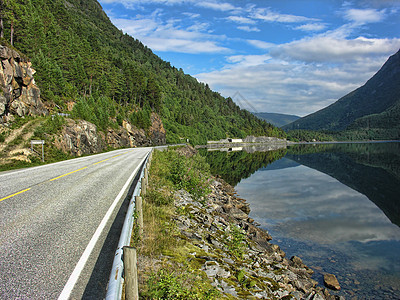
[132,147,222,299]
[0,115,75,172]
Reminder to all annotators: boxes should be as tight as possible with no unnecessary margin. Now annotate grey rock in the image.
[290,290,304,300]
[218,279,238,297]
[2,60,13,85]
[0,46,12,59]
[312,292,326,300]
[0,95,6,115]
[0,46,48,119]
[202,261,230,278]
[13,61,23,78]
[274,289,290,298]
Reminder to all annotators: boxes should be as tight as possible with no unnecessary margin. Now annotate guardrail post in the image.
[123,246,139,300]
[144,167,149,186]
[135,196,143,236]
[141,177,146,196]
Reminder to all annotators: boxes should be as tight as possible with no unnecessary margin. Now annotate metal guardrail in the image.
[105,148,153,300]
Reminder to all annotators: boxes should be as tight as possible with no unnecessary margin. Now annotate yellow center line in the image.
[93,158,110,165]
[0,151,132,202]
[0,188,31,202]
[49,167,88,182]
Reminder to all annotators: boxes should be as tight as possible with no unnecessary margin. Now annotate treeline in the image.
[287,119,400,142]
[198,149,287,186]
[1,0,286,145]
[286,130,335,142]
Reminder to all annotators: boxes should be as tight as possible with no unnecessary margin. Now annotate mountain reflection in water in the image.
[200,142,400,299]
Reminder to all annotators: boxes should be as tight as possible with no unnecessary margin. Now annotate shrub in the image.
[33,115,65,139]
[226,224,246,259]
[143,268,219,300]
[72,95,117,131]
[0,132,5,143]
[166,151,211,200]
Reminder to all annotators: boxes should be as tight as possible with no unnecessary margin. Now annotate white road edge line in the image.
[0,147,138,178]
[57,150,149,300]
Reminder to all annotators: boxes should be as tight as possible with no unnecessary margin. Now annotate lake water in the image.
[200,142,400,299]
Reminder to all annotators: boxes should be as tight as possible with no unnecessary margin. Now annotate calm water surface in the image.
[201,142,400,299]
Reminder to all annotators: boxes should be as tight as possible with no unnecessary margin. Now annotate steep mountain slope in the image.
[284,50,400,136]
[1,0,285,145]
[253,112,300,127]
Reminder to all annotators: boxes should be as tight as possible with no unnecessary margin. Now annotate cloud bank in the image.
[100,0,400,116]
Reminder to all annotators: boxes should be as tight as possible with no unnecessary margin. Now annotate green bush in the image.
[166,151,211,200]
[72,95,118,131]
[129,108,151,129]
[34,115,65,139]
[147,189,172,206]
[226,224,246,259]
[0,132,5,143]
[144,268,218,300]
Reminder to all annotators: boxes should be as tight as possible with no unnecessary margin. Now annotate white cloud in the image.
[226,54,272,67]
[187,22,211,32]
[110,16,230,54]
[246,40,275,50]
[250,7,319,23]
[100,0,240,11]
[143,37,228,53]
[226,15,256,24]
[343,8,386,24]
[270,36,400,63]
[197,1,237,11]
[237,26,260,32]
[294,23,327,32]
[195,36,400,115]
[182,12,200,18]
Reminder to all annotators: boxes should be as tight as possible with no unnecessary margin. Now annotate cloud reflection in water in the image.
[236,158,400,244]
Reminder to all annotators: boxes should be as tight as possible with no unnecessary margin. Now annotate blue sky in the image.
[98,0,400,116]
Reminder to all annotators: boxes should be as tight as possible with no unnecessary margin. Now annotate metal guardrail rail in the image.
[105,148,153,300]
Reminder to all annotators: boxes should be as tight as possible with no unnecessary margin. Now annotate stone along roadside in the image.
[170,178,343,299]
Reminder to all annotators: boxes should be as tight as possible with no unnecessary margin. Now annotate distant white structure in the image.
[207,138,243,144]
[228,138,243,143]
[206,136,286,145]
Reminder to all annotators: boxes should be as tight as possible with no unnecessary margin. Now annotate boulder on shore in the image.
[324,273,341,291]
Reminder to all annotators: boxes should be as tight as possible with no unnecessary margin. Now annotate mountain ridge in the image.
[253,112,300,128]
[283,49,400,140]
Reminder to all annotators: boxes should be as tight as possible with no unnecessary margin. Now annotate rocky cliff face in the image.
[0,45,48,121]
[53,114,166,156]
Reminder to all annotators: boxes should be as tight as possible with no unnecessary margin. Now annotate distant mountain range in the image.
[253,112,300,128]
[283,49,400,140]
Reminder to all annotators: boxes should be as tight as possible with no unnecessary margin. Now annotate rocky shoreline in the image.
[171,177,344,299]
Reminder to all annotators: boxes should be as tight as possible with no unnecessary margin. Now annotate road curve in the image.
[0,147,151,299]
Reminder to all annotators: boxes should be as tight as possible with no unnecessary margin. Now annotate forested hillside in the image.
[284,49,400,140]
[0,0,285,145]
[253,112,300,128]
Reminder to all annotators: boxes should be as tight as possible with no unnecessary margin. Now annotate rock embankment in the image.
[173,178,344,299]
[0,45,48,121]
[53,113,166,156]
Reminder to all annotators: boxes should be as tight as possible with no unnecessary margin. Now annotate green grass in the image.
[135,148,222,299]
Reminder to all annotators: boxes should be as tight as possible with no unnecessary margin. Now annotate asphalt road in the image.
[0,147,151,299]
